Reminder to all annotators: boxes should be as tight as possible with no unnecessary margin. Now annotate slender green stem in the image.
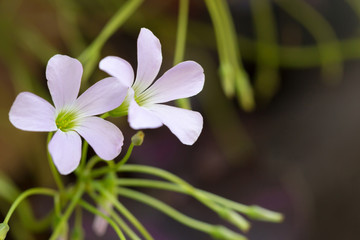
[116,143,134,168]
[116,178,283,222]
[114,165,251,231]
[116,187,247,240]
[93,182,153,240]
[174,0,191,109]
[85,155,102,172]
[50,183,85,240]
[90,191,141,240]
[78,0,144,82]
[3,188,57,224]
[77,141,89,174]
[79,200,126,240]
[250,0,280,100]
[91,143,135,178]
[274,0,342,83]
[47,132,65,192]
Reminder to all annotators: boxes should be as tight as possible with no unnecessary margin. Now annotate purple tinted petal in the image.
[142,61,204,104]
[133,28,162,93]
[76,117,123,160]
[46,54,83,109]
[9,92,57,132]
[128,99,163,130]
[48,130,82,175]
[148,104,203,145]
[99,56,134,87]
[75,77,128,117]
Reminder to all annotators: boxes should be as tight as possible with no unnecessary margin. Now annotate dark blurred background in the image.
[1,0,360,239]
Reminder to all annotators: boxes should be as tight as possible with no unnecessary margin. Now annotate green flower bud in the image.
[211,225,247,240]
[0,223,10,240]
[131,131,144,146]
[247,205,284,222]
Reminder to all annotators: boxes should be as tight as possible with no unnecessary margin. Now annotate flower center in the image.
[55,110,78,132]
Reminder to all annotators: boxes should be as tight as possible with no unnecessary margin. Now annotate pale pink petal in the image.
[128,99,163,130]
[48,130,82,175]
[92,203,112,236]
[75,117,123,160]
[9,92,57,132]
[141,61,204,104]
[132,28,162,93]
[46,54,83,109]
[99,56,134,87]
[74,77,128,117]
[148,104,203,145]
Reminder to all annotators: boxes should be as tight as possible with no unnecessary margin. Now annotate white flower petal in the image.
[148,104,203,145]
[128,99,163,130]
[132,28,162,93]
[48,130,82,175]
[75,117,123,160]
[75,77,128,117]
[46,54,83,109]
[9,92,57,132]
[99,56,134,87]
[142,61,204,104]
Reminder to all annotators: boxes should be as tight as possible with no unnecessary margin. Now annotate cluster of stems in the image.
[1,130,282,240]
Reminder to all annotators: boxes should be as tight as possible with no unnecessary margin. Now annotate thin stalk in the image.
[79,200,126,240]
[93,182,153,240]
[47,132,65,192]
[115,165,251,231]
[50,183,85,240]
[78,0,144,82]
[116,187,247,240]
[91,143,135,178]
[174,0,191,109]
[3,188,57,224]
[116,178,283,222]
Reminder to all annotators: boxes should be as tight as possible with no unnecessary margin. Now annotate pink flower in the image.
[9,55,127,174]
[100,28,205,145]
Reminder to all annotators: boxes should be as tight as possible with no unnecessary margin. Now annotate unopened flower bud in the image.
[131,131,144,146]
[211,225,247,240]
[0,223,10,240]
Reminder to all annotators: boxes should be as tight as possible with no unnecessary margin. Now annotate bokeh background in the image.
[1,0,360,239]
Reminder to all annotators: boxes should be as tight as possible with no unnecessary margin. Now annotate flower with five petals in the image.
[100,28,205,145]
[9,54,127,174]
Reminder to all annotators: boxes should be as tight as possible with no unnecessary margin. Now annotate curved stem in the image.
[3,188,57,224]
[116,187,247,240]
[47,132,65,192]
[79,200,126,240]
[49,183,85,240]
[116,178,283,222]
[93,182,153,240]
[115,165,251,231]
[78,0,144,83]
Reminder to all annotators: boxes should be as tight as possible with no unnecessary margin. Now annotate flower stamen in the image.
[55,110,78,132]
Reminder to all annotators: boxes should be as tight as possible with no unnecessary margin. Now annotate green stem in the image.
[174,0,191,109]
[93,182,153,240]
[116,178,283,222]
[76,141,89,175]
[115,165,251,231]
[116,187,247,240]
[274,0,342,83]
[49,183,85,240]
[47,132,65,192]
[78,0,144,82]
[90,192,141,240]
[3,188,57,224]
[91,143,135,178]
[79,200,126,240]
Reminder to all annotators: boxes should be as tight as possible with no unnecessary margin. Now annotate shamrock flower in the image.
[9,55,127,174]
[100,28,205,145]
